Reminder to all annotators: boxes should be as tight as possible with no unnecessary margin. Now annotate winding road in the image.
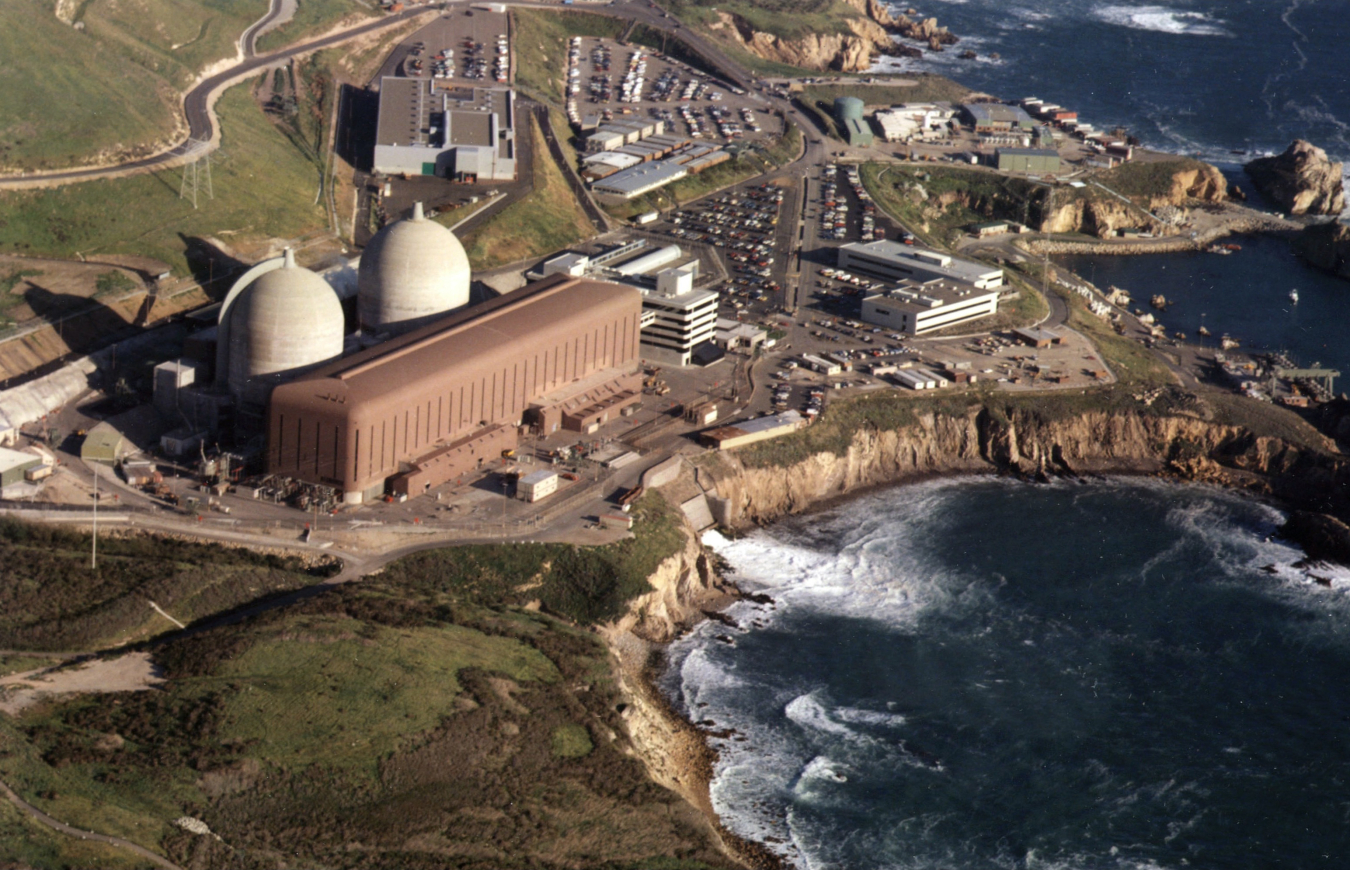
[0,5,435,189]
[0,779,183,870]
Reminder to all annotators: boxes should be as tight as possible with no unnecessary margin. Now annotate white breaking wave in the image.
[786,692,862,739]
[1094,5,1232,36]
[834,704,908,728]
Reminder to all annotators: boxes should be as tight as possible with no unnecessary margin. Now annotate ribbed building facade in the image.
[266,276,643,503]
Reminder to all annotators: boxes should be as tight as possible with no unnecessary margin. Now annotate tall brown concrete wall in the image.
[266,277,642,498]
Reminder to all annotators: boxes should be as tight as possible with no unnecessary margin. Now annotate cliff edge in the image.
[708,0,956,72]
[1245,140,1346,216]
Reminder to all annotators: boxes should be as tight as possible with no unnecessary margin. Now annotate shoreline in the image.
[618,392,1350,866]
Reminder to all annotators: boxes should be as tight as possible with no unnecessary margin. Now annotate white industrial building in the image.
[614,245,682,277]
[371,78,516,181]
[861,278,1000,336]
[874,103,956,142]
[516,469,559,502]
[637,265,719,366]
[838,241,1005,290]
[591,161,689,199]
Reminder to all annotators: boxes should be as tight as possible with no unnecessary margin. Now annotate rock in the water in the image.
[1244,140,1346,215]
[1279,511,1350,567]
[1293,221,1350,280]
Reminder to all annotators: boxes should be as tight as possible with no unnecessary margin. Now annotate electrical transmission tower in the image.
[179,138,214,209]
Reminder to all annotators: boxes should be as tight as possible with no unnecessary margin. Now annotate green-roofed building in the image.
[80,421,127,466]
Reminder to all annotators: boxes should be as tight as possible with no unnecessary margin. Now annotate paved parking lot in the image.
[566,37,781,146]
[378,7,512,85]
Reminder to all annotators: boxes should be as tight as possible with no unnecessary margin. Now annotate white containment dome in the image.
[223,249,345,407]
[357,201,471,334]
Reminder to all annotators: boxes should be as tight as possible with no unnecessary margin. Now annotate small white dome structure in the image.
[221,249,345,406]
[357,201,471,334]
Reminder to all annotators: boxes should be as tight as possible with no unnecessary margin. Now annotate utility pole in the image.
[91,468,97,570]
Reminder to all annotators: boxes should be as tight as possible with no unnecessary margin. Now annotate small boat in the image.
[1174,331,1187,341]
[1208,245,1233,255]
[1289,288,1299,304]
[1221,334,1241,350]
[1197,325,1211,337]
[1150,294,1168,310]
[1223,243,1242,252]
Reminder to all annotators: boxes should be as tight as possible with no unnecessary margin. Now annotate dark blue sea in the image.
[1057,233,1350,375]
[666,480,1350,869]
[872,0,1350,373]
[875,0,1350,172]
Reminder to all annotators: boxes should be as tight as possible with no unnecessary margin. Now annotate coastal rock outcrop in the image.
[1293,221,1350,280]
[713,11,888,72]
[693,397,1350,530]
[708,0,958,72]
[1279,511,1350,567]
[1039,161,1230,238]
[1244,140,1346,215]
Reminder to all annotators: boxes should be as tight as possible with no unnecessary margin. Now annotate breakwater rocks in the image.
[1245,140,1346,216]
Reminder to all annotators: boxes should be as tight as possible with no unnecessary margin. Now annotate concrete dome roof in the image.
[227,249,344,405]
[358,202,471,334]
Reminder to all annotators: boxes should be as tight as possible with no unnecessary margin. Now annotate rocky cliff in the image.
[709,0,957,72]
[714,11,889,72]
[1293,220,1350,280]
[600,515,779,869]
[1245,140,1346,215]
[694,397,1350,529]
[606,391,1350,868]
[901,160,1229,239]
[1040,162,1230,237]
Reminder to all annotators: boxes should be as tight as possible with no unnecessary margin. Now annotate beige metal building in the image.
[266,276,644,503]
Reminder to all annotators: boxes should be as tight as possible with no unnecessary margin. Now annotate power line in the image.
[179,139,214,209]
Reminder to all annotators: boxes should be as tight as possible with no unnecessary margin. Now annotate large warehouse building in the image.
[838,241,1005,290]
[266,275,643,503]
[371,78,517,181]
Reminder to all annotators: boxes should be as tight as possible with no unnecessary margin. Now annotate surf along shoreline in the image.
[613,381,1350,867]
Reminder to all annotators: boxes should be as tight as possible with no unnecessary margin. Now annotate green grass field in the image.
[254,0,376,53]
[0,82,330,277]
[0,799,149,870]
[668,0,858,41]
[463,116,597,270]
[0,0,268,172]
[0,496,726,870]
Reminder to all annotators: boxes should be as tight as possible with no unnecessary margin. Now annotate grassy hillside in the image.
[862,162,1048,247]
[0,518,339,651]
[0,497,725,870]
[668,0,860,41]
[463,116,597,270]
[254,0,375,54]
[511,9,626,105]
[0,0,268,172]
[0,80,331,277]
[0,799,149,870]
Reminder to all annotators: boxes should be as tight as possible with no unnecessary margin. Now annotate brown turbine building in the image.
[266,275,644,503]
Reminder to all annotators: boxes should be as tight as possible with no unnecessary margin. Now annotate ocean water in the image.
[1056,233,1350,374]
[874,0,1350,175]
[666,480,1350,869]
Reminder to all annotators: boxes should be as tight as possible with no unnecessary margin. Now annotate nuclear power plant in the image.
[155,203,643,506]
